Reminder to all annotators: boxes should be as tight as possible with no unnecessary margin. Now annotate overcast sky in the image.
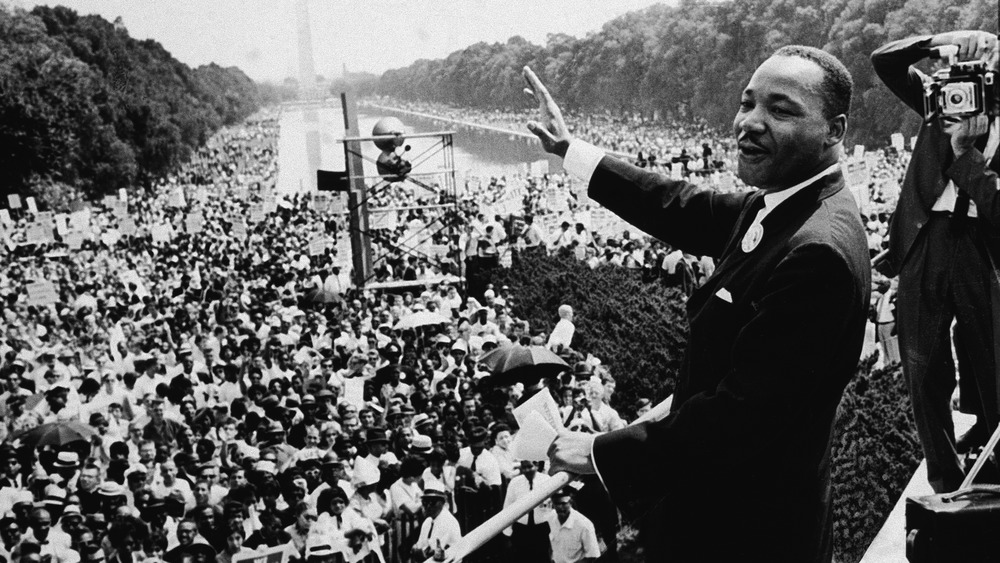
[21,0,670,82]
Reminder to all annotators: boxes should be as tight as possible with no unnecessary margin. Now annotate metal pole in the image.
[341,91,373,288]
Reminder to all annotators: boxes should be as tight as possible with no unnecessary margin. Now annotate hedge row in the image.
[478,250,921,562]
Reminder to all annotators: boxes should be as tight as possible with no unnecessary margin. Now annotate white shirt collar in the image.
[761,163,841,213]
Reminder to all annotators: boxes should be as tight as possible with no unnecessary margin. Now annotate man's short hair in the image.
[772,45,853,119]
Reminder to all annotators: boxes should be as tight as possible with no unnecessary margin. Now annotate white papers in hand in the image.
[512,411,559,461]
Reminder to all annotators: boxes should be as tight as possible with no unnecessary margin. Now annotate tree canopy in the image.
[0,5,260,203]
[375,0,997,145]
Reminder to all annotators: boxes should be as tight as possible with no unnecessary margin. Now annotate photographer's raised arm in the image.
[871,31,998,116]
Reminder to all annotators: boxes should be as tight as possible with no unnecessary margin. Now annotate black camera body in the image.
[923,46,1000,122]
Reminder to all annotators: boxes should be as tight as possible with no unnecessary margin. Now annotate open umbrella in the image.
[10,421,96,448]
[394,311,450,330]
[477,344,569,386]
[305,288,342,305]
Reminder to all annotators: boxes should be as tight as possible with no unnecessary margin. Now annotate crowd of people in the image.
[0,105,634,563]
[0,92,912,563]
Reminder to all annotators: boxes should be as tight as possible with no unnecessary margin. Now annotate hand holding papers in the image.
[511,388,562,462]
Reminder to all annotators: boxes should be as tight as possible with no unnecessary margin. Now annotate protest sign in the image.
[54,214,69,235]
[168,187,186,208]
[7,195,20,209]
[231,219,248,239]
[308,237,327,257]
[538,214,559,239]
[100,229,121,247]
[330,193,347,214]
[64,232,85,250]
[0,210,10,227]
[891,133,905,152]
[844,161,870,189]
[534,159,550,175]
[262,192,277,214]
[26,223,52,245]
[369,209,397,231]
[249,204,266,223]
[853,144,865,160]
[151,224,172,243]
[185,212,204,234]
[119,218,138,237]
[26,280,59,307]
[344,377,365,410]
[70,210,91,231]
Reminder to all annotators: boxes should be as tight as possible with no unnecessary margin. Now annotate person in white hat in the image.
[411,481,460,562]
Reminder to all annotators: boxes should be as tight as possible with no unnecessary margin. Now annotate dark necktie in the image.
[954,130,991,223]
[527,478,535,525]
[470,454,477,473]
[336,515,342,529]
[427,518,434,541]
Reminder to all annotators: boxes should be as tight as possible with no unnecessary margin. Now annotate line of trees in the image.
[375,0,996,146]
[0,5,261,205]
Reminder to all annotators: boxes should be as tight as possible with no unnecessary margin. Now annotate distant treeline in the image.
[374,0,996,146]
[0,5,261,203]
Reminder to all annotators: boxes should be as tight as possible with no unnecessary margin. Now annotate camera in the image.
[923,45,999,121]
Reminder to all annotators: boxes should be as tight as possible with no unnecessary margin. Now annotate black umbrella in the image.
[477,344,569,387]
[10,421,96,448]
[305,288,342,305]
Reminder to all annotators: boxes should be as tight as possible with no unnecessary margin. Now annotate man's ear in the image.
[826,114,847,147]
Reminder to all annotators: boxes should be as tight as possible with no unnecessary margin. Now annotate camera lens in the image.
[950,92,966,105]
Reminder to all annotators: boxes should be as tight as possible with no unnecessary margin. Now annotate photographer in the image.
[872,30,1000,493]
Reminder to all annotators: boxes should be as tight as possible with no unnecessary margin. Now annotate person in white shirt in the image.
[411,482,461,562]
[546,305,575,352]
[548,489,601,563]
[457,427,502,488]
[489,424,518,482]
[503,461,552,563]
[388,456,423,518]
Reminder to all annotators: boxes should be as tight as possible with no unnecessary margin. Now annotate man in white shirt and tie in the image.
[411,482,461,562]
[457,427,501,489]
[503,461,552,563]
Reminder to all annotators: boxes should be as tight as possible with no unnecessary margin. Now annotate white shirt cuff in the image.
[589,435,609,492]
[563,140,605,184]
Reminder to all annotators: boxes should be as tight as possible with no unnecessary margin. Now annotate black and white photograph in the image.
[0,0,999,562]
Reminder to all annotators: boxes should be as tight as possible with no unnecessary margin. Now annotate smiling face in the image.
[734,55,843,191]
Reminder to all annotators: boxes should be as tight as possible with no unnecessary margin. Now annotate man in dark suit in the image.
[526,45,870,563]
[871,31,1000,493]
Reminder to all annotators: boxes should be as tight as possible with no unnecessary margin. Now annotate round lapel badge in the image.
[741,222,763,253]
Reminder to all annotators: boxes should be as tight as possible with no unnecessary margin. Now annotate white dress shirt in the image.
[548,508,601,563]
[413,509,462,554]
[457,447,502,487]
[502,472,553,535]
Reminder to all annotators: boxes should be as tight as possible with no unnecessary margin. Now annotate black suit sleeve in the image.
[592,242,863,520]
[588,156,747,258]
[871,35,935,116]
[949,148,1000,226]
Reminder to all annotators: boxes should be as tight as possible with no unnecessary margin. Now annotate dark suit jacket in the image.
[588,156,871,562]
[871,35,1000,277]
